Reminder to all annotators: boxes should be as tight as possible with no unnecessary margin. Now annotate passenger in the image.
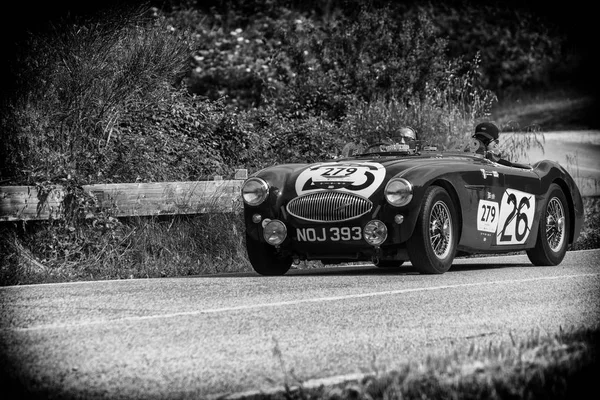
[473,122,512,167]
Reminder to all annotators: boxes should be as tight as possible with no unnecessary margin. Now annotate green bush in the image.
[169,3,496,169]
[1,7,192,185]
[176,4,490,121]
[339,53,496,148]
[413,1,569,94]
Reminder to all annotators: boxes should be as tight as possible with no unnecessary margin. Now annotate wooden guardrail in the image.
[0,171,247,222]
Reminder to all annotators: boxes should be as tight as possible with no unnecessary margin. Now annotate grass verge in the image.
[241,326,599,400]
[0,211,251,286]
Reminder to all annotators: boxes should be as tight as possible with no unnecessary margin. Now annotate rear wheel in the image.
[407,186,458,274]
[526,184,570,266]
[246,235,293,276]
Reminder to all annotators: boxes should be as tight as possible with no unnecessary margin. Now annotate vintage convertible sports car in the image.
[241,131,584,275]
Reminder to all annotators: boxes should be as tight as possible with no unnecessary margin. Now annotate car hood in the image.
[255,153,480,199]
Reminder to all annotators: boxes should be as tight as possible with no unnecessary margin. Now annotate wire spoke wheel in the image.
[527,183,570,266]
[407,186,458,274]
[429,200,452,259]
[546,197,566,252]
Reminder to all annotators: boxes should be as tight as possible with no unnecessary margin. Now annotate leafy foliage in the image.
[418,1,569,94]
[3,1,559,186]
[1,7,192,184]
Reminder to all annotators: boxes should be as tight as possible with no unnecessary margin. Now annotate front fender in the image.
[381,169,465,244]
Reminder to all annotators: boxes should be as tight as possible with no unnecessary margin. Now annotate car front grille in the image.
[286,191,373,222]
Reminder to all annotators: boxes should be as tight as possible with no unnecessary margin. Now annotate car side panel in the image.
[397,158,497,250]
[457,164,506,250]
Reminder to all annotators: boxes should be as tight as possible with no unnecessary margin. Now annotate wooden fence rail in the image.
[0,178,245,222]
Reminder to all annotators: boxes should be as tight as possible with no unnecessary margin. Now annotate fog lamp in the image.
[252,214,262,224]
[394,214,404,224]
[363,220,388,246]
[263,219,287,246]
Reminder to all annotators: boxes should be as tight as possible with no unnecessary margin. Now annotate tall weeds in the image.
[1,7,190,185]
[0,211,250,285]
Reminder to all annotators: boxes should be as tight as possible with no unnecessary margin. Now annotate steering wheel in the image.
[365,142,388,152]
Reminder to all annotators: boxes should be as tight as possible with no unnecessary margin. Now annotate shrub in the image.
[1,6,191,185]
[168,4,497,172]
[413,1,569,94]
[111,91,253,182]
[0,211,250,285]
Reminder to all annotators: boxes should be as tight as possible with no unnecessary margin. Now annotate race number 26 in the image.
[496,189,535,245]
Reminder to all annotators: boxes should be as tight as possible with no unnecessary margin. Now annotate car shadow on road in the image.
[286,263,531,276]
[196,262,532,278]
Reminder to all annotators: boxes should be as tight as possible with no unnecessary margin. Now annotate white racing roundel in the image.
[295,161,386,198]
[495,188,536,245]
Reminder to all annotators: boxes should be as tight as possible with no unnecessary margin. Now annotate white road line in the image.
[6,273,599,333]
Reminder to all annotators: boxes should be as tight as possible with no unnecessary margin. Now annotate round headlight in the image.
[263,219,287,246]
[242,178,269,206]
[384,178,413,207]
[363,220,388,246]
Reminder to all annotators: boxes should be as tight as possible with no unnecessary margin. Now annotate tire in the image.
[246,235,293,276]
[526,184,570,266]
[407,186,458,274]
[375,260,405,268]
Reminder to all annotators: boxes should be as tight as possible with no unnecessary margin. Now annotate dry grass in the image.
[571,197,600,251]
[0,212,251,286]
[253,326,599,400]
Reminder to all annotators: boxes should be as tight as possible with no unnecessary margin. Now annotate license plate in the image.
[296,226,362,242]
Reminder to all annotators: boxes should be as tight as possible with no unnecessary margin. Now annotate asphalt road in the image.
[1,250,599,399]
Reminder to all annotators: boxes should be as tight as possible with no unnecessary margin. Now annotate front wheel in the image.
[246,235,293,276]
[526,184,570,266]
[407,186,458,274]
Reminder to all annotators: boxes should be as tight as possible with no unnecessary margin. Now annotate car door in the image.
[459,159,505,250]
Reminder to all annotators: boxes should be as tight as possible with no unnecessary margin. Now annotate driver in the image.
[396,127,416,143]
[364,127,417,154]
[390,127,417,153]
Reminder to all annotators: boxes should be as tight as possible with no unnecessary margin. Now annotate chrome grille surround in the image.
[286,191,373,223]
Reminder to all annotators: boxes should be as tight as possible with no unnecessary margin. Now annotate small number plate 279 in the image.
[296,227,362,242]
